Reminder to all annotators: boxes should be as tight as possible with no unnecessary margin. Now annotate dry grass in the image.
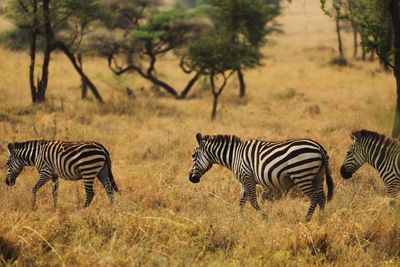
[0,0,399,266]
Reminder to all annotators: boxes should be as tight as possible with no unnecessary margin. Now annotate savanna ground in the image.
[0,0,399,266]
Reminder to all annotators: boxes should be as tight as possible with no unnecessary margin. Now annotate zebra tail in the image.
[325,164,334,202]
[104,148,119,193]
[321,147,334,202]
[107,159,119,192]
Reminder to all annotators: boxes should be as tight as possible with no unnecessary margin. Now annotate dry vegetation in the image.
[0,1,399,266]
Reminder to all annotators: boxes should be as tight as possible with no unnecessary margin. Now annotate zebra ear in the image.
[351,131,359,140]
[195,133,203,145]
[7,143,15,152]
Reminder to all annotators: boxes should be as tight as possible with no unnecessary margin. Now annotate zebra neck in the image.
[16,141,42,166]
[206,140,240,171]
[364,140,398,174]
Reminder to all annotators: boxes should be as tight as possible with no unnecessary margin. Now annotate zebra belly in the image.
[255,153,322,190]
[255,172,294,190]
[56,156,106,180]
[55,168,83,181]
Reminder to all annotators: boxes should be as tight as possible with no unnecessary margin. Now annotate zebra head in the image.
[189,133,213,183]
[340,132,366,179]
[5,143,24,186]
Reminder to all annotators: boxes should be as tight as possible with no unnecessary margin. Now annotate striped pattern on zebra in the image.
[340,129,400,202]
[5,140,119,208]
[189,133,334,221]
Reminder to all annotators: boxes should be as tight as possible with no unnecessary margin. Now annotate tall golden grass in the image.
[0,0,399,266]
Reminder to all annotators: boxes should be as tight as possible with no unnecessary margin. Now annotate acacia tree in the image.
[207,0,280,98]
[184,32,260,119]
[3,0,104,103]
[90,1,206,99]
[322,0,400,137]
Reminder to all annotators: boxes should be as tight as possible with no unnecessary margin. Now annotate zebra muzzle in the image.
[189,172,200,183]
[5,177,15,186]
[340,166,352,179]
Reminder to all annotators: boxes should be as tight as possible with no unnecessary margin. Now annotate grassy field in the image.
[0,0,399,266]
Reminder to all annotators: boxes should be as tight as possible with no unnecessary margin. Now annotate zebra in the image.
[189,133,334,221]
[5,140,119,208]
[340,129,400,203]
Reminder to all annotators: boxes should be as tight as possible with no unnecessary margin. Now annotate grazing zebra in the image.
[340,130,400,202]
[5,140,119,208]
[189,133,334,221]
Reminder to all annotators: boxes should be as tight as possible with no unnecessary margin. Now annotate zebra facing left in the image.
[5,140,119,208]
[189,133,334,221]
[340,129,400,203]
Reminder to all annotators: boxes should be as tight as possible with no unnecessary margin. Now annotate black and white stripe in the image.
[340,129,400,202]
[189,133,334,220]
[5,140,119,208]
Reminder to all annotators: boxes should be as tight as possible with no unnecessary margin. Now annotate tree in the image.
[2,0,105,103]
[91,2,206,99]
[206,0,280,97]
[333,0,346,64]
[321,0,400,137]
[184,31,260,119]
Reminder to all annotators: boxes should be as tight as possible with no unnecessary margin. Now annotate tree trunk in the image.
[36,0,53,103]
[390,0,400,137]
[360,28,367,61]
[393,77,400,138]
[209,73,229,120]
[380,27,393,71]
[55,42,104,103]
[29,0,38,103]
[210,74,219,120]
[237,68,246,98]
[28,0,53,103]
[177,70,203,99]
[352,21,358,58]
[334,5,344,59]
[347,0,358,59]
[369,50,375,61]
[211,92,219,120]
[36,46,52,103]
[147,74,178,97]
[78,52,88,99]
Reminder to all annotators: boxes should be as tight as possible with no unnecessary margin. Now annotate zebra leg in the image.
[386,184,400,206]
[97,165,114,205]
[305,192,320,221]
[317,190,326,212]
[83,177,95,208]
[244,179,267,220]
[51,176,59,208]
[32,173,52,208]
[239,185,247,214]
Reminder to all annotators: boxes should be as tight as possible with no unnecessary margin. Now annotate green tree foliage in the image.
[180,0,279,119]
[205,0,281,97]
[183,26,260,119]
[96,1,205,98]
[321,0,400,137]
[3,0,104,50]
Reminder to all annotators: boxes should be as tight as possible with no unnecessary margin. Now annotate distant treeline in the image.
[0,0,281,120]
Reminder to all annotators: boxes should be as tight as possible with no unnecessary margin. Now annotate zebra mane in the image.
[203,134,242,144]
[352,129,399,147]
[10,140,49,151]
